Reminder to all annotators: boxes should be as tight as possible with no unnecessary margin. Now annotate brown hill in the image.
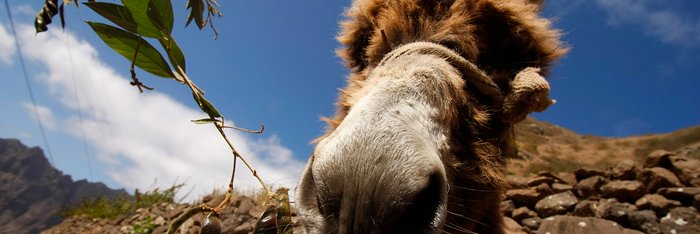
[0,138,129,234]
[508,118,700,175]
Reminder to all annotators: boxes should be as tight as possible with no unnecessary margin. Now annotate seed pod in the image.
[199,213,222,234]
[254,188,293,234]
[35,0,59,33]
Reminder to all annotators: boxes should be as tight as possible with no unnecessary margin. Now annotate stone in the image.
[575,175,607,198]
[235,199,255,215]
[659,207,700,234]
[628,210,661,234]
[527,176,556,187]
[555,172,578,186]
[669,156,700,186]
[610,159,640,180]
[658,187,700,206]
[635,194,682,217]
[501,200,516,216]
[695,194,700,211]
[512,207,538,222]
[507,187,545,208]
[598,198,637,226]
[575,168,608,181]
[644,150,673,168]
[538,171,573,185]
[503,216,526,234]
[521,217,542,232]
[508,175,530,189]
[153,216,166,226]
[636,167,683,193]
[600,180,646,202]
[535,191,579,217]
[232,220,254,234]
[536,215,644,234]
[572,200,598,217]
[552,183,573,193]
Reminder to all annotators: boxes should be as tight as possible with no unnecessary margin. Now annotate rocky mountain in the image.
[0,138,129,234]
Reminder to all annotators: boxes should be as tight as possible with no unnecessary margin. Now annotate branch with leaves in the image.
[34,1,293,233]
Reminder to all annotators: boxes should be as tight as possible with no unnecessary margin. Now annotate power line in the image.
[64,27,94,179]
[4,0,56,167]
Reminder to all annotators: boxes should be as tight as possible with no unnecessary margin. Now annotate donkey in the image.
[296,0,567,233]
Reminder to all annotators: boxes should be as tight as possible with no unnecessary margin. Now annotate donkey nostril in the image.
[396,173,445,232]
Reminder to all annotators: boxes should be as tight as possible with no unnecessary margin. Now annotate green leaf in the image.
[87,21,174,78]
[185,0,205,29]
[83,2,138,33]
[159,38,186,72]
[121,0,163,38]
[149,0,173,34]
[193,94,222,118]
[191,118,220,124]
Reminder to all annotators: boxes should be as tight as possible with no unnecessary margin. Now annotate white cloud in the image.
[596,0,700,47]
[22,103,58,131]
[1,22,305,200]
[0,22,14,65]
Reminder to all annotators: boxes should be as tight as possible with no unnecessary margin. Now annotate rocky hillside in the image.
[509,118,700,175]
[40,120,700,233]
[0,138,129,234]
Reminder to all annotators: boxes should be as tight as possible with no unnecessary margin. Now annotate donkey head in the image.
[296,1,567,233]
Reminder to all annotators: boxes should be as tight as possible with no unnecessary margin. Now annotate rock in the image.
[628,210,661,234]
[556,172,578,186]
[153,216,166,226]
[659,207,700,234]
[507,187,545,208]
[528,176,556,187]
[637,167,683,193]
[235,199,255,215]
[575,175,607,198]
[521,217,542,232]
[644,150,673,168]
[503,217,526,234]
[658,187,700,206]
[600,180,646,202]
[535,191,579,217]
[572,200,598,217]
[508,175,530,189]
[232,220,254,234]
[552,183,573,193]
[610,159,640,180]
[695,194,700,211]
[575,168,608,181]
[512,207,539,222]
[538,171,574,185]
[597,198,637,226]
[669,156,700,186]
[536,216,644,234]
[501,200,516,216]
[635,194,681,218]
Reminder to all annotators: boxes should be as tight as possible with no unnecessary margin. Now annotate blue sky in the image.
[1,0,698,198]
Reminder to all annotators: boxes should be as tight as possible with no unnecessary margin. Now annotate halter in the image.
[378,42,554,123]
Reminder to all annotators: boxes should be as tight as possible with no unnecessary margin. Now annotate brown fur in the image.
[315,0,567,233]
